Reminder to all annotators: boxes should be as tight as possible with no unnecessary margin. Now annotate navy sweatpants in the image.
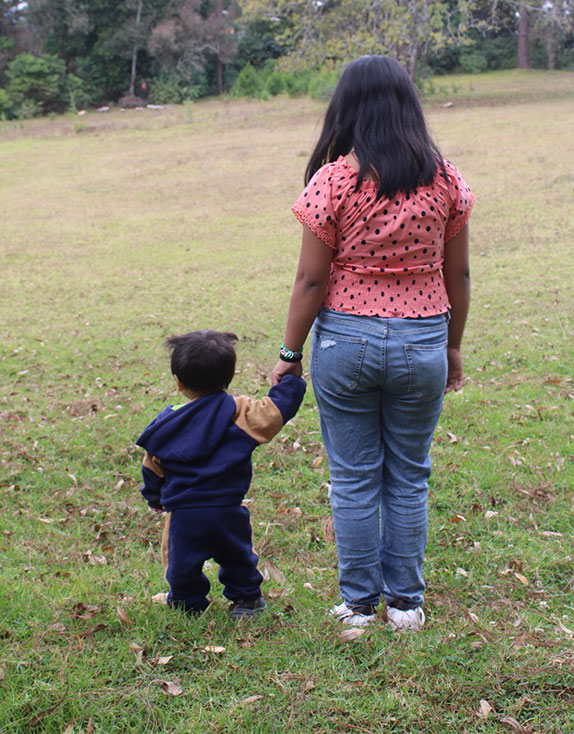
[164,505,263,611]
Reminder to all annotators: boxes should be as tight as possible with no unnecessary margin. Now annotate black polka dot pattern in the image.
[292,156,474,318]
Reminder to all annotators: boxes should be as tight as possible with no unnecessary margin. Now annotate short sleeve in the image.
[443,160,475,242]
[292,164,337,249]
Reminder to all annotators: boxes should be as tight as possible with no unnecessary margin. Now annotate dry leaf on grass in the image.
[240,695,263,705]
[0,665,5,680]
[500,716,529,733]
[47,622,66,633]
[449,513,467,523]
[158,679,183,696]
[117,606,132,626]
[203,645,226,654]
[339,628,365,642]
[476,699,494,719]
[311,456,323,469]
[151,592,168,605]
[262,560,285,585]
[514,572,529,586]
[83,550,107,566]
[321,515,335,544]
[156,655,174,666]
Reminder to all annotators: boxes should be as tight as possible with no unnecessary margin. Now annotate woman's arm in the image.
[442,223,471,393]
[271,224,333,385]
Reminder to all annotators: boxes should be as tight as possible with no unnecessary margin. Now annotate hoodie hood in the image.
[136,391,237,463]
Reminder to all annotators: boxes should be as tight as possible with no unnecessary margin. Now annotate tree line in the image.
[0,0,572,118]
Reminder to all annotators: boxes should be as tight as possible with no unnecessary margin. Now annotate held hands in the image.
[445,347,464,393]
[271,359,303,386]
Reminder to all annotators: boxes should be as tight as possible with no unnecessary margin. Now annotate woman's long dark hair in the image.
[305,55,446,199]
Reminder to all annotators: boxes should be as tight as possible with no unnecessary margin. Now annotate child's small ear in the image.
[174,374,185,392]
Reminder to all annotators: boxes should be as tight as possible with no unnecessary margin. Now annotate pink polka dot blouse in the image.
[292,156,474,318]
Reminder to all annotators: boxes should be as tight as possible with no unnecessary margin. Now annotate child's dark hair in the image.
[306,55,447,200]
[166,331,238,393]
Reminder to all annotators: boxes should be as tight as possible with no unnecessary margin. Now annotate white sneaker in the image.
[386,606,425,632]
[330,601,377,627]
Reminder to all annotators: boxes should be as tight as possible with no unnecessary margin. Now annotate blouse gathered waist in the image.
[292,156,474,319]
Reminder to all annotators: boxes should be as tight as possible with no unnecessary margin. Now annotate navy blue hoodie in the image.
[136,375,306,510]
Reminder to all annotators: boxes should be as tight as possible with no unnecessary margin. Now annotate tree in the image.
[149,0,237,94]
[240,0,466,78]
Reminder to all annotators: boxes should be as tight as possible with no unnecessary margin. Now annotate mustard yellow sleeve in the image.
[233,395,284,444]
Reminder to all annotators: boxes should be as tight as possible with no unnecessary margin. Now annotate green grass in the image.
[1,69,573,733]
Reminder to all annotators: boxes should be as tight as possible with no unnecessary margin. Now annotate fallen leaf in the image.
[311,456,323,469]
[0,666,5,680]
[240,694,263,705]
[117,606,132,627]
[157,655,173,665]
[151,592,168,605]
[263,560,285,585]
[468,612,479,624]
[500,715,528,733]
[321,516,335,544]
[71,603,99,620]
[476,699,493,719]
[159,679,183,696]
[83,550,107,566]
[47,622,66,633]
[267,588,286,599]
[540,530,563,537]
[339,628,365,642]
[484,511,498,520]
[203,645,226,654]
[447,432,459,443]
[129,642,144,653]
[456,567,468,577]
[556,620,573,636]
[449,513,467,523]
[514,573,529,586]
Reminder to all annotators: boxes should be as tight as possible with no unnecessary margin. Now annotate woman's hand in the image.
[445,347,463,393]
[271,360,303,386]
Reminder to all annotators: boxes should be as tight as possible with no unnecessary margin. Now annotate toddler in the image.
[136,330,306,618]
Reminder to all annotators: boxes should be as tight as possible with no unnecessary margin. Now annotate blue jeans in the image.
[311,308,449,610]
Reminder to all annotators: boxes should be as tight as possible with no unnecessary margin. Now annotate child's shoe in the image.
[386,605,425,632]
[230,596,267,619]
[330,601,377,627]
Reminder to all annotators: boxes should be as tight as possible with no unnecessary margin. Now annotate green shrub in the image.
[283,72,310,96]
[459,51,489,74]
[7,53,67,115]
[308,69,339,100]
[149,75,183,104]
[0,88,13,118]
[265,69,285,96]
[232,63,262,98]
[66,74,90,112]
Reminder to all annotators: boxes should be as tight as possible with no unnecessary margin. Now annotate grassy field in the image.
[1,69,573,733]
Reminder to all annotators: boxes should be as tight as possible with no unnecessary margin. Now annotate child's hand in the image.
[271,359,303,386]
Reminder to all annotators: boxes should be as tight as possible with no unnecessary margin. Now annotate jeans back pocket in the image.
[404,341,448,400]
[312,329,367,395]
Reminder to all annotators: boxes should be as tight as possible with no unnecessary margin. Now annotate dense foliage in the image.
[0,0,573,116]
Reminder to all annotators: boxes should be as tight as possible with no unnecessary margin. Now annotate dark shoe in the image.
[230,597,267,620]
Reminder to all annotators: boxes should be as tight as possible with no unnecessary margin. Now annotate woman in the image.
[271,56,473,631]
